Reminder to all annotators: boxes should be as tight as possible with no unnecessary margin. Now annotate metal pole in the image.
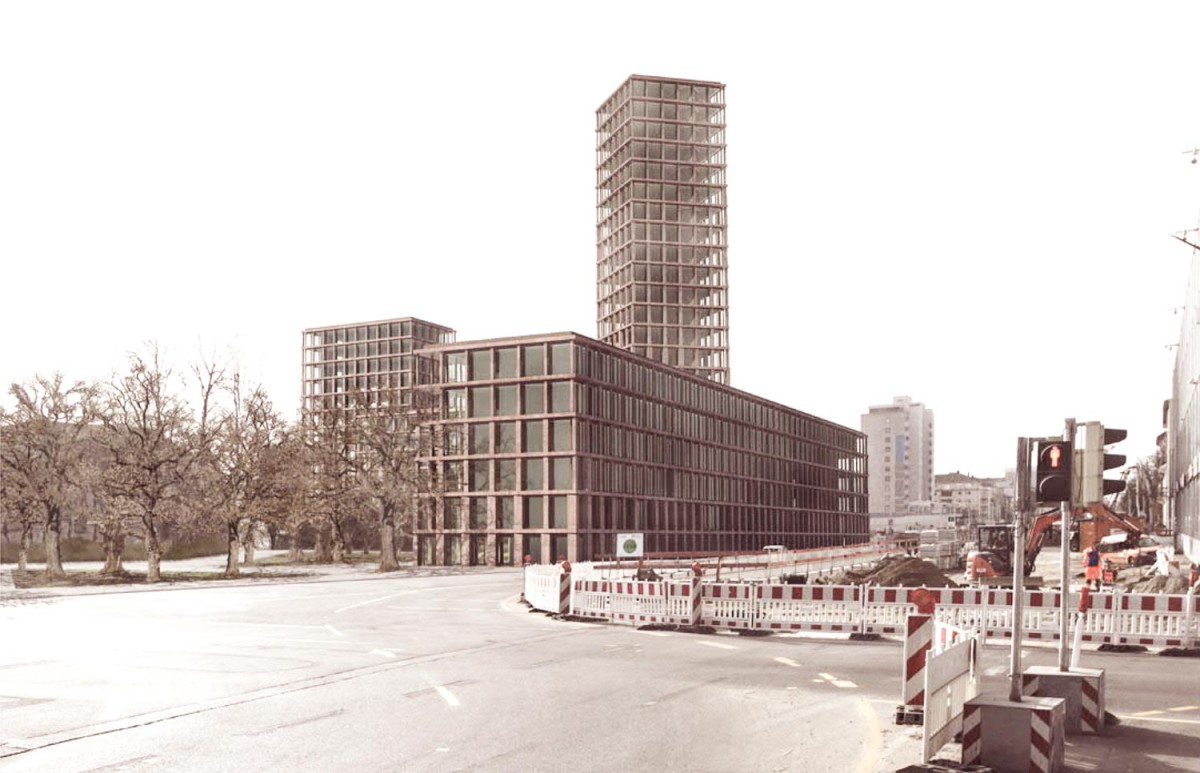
[1009,436,1030,702]
[1059,418,1076,671]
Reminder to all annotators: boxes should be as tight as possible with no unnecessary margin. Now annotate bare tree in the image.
[208,375,288,578]
[301,406,364,564]
[0,455,39,570]
[351,389,438,572]
[0,374,100,578]
[97,347,195,583]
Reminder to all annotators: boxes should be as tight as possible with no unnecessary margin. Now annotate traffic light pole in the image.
[1059,418,1075,672]
[1009,436,1031,702]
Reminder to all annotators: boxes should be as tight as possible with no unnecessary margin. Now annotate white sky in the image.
[2,2,1198,478]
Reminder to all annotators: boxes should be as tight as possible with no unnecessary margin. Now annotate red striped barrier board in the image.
[902,614,934,707]
[701,583,756,629]
[754,584,862,633]
[962,696,1065,772]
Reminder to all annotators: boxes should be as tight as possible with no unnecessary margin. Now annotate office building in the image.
[861,396,935,516]
[413,332,867,565]
[301,317,455,414]
[595,75,730,384]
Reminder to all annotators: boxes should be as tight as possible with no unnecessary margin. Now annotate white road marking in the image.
[1117,714,1200,725]
[634,630,670,638]
[774,656,801,668]
[435,686,460,707]
[697,641,737,650]
[1169,706,1200,712]
[819,672,837,681]
[369,649,397,659]
[832,679,857,689]
[324,625,344,637]
[334,592,413,614]
[436,747,450,753]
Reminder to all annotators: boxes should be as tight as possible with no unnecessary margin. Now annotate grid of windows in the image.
[301,317,455,412]
[596,75,730,385]
[414,333,867,566]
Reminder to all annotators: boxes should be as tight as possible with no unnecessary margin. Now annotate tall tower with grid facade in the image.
[595,75,730,384]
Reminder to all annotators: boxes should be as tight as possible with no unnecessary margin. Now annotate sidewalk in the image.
[0,551,508,598]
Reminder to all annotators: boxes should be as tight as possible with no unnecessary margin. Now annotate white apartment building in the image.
[861,396,934,515]
[935,472,1011,527]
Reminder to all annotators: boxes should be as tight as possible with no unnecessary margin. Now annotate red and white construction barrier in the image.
[902,613,934,709]
[754,584,862,633]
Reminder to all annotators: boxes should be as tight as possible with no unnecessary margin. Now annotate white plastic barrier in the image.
[754,584,862,634]
[530,571,1199,648]
[523,566,564,613]
[923,621,978,763]
[700,583,757,629]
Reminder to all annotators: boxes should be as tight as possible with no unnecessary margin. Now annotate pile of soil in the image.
[1125,573,1193,594]
[818,555,959,588]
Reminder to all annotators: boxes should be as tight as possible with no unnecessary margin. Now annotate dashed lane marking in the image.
[634,630,671,638]
[324,625,344,637]
[774,657,801,668]
[697,641,737,650]
[435,686,460,707]
[817,672,857,689]
[1169,706,1200,712]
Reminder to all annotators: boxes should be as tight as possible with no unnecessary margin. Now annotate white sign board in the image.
[616,533,644,558]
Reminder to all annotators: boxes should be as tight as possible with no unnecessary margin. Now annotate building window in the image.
[496,386,517,416]
[550,419,572,451]
[524,496,545,528]
[497,422,517,453]
[523,458,544,490]
[469,498,488,529]
[469,424,490,455]
[522,345,545,377]
[523,383,545,414]
[550,496,568,528]
[524,420,545,452]
[469,387,491,418]
[470,350,492,381]
[497,459,517,490]
[551,458,572,490]
[498,497,515,529]
[497,347,518,378]
[550,382,571,413]
[549,343,570,375]
[446,353,467,383]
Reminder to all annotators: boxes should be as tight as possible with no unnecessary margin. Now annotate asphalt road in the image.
[1,568,1197,772]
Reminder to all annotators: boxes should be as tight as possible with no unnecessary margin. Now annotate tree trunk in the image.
[44,507,66,579]
[242,523,256,564]
[315,523,332,563]
[145,520,162,583]
[287,537,303,562]
[331,524,345,563]
[102,529,126,576]
[224,521,240,579]
[379,504,398,572]
[17,524,32,571]
[378,522,398,571]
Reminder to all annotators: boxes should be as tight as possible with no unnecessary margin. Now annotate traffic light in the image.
[1034,438,1073,503]
[1076,421,1127,504]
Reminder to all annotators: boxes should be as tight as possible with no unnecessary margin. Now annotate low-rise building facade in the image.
[413,332,868,565]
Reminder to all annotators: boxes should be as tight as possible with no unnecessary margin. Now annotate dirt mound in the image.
[819,555,959,588]
[1125,573,1192,594]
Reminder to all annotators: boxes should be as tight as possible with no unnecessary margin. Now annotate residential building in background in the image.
[935,472,1011,529]
[595,75,730,385]
[861,396,935,517]
[1166,243,1200,562]
[413,332,867,565]
[301,317,455,414]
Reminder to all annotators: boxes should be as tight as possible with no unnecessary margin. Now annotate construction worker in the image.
[1083,542,1102,591]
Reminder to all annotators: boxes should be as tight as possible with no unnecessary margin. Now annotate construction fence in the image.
[523,565,1199,649]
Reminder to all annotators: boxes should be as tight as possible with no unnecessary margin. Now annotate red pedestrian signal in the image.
[1035,439,1073,503]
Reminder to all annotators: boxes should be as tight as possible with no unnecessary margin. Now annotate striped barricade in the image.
[571,579,613,620]
[664,578,703,627]
[902,613,934,709]
[754,584,861,633]
[1022,668,1105,735]
[1113,588,1198,647]
[701,583,757,629]
[609,580,671,626]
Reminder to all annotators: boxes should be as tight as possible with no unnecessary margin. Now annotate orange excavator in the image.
[964,504,1143,585]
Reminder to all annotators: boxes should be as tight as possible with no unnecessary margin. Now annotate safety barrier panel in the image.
[753,584,862,634]
[522,570,1199,648]
[922,621,978,763]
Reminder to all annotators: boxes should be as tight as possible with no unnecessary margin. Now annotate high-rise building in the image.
[595,75,730,384]
[1167,245,1200,563]
[301,317,455,414]
[861,396,935,516]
